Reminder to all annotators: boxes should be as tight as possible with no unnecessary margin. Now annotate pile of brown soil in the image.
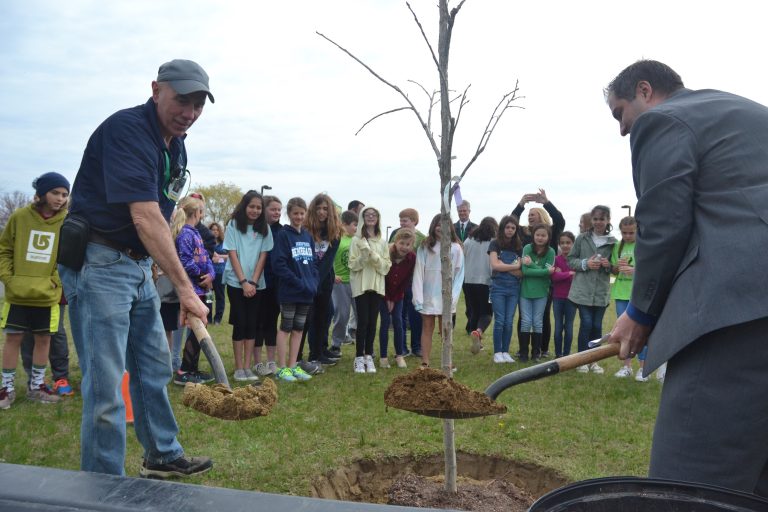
[182,379,277,420]
[388,473,534,512]
[384,368,507,418]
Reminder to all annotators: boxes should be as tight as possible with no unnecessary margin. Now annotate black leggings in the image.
[354,291,380,357]
[464,283,493,334]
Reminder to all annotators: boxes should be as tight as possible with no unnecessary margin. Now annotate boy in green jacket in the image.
[0,172,69,409]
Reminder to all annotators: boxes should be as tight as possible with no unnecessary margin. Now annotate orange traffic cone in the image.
[122,371,134,424]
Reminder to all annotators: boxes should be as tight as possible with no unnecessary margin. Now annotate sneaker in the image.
[276,367,297,382]
[322,349,341,361]
[493,352,505,364]
[0,386,16,409]
[194,371,214,383]
[253,362,269,377]
[27,383,61,404]
[353,356,366,374]
[614,366,633,378]
[635,371,649,382]
[314,356,337,366]
[242,369,259,382]
[328,346,342,357]
[342,336,355,345]
[299,360,324,375]
[53,378,75,396]
[395,355,407,368]
[266,361,278,375]
[589,363,605,374]
[576,364,590,373]
[140,456,213,479]
[541,351,551,359]
[379,357,390,369]
[291,365,312,381]
[502,352,515,363]
[233,369,249,382]
[174,372,204,386]
[402,350,412,358]
[364,355,377,374]
[470,330,483,355]
[656,363,667,383]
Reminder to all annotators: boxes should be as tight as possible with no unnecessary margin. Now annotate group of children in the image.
[0,181,660,411]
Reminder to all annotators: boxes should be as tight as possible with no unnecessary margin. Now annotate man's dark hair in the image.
[348,200,364,211]
[605,60,684,101]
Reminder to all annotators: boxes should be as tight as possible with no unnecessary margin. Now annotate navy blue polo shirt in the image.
[70,98,187,253]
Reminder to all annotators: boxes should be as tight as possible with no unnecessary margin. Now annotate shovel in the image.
[187,316,231,390]
[417,335,619,419]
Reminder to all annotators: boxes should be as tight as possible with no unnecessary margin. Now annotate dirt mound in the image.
[388,473,534,512]
[384,368,507,418]
[182,379,277,420]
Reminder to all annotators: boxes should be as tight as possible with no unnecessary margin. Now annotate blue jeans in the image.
[519,296,547,333]
[379,298,405,357]
[553,298,577,357]
[402,286,422,354]
[490,284,518,353]
[576,304,607,352]
[59,243,183,475]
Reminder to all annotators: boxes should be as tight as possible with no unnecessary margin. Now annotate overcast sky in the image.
[2,0,765,233]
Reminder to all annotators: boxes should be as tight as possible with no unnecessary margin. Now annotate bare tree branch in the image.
[406,2,446,85]
[317,31,441,159]
[458,80,523,179]
[450,84,472,139]
[355,106,412,136]
[408,79,439,138]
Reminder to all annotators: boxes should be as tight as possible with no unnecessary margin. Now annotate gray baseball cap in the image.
[157,59,215,103]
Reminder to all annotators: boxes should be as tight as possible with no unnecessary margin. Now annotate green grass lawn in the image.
[0,297,660,496]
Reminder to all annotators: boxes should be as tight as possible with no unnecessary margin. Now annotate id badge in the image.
[166,173,188,202]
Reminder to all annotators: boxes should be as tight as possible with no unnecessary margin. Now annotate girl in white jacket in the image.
[412,214,465,368]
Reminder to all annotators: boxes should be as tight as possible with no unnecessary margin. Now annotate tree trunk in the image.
[437,0,457,494]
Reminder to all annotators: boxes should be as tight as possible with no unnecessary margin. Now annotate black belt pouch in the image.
[57,214,90,271]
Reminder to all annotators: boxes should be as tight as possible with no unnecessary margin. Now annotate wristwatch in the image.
[239,278,248,285]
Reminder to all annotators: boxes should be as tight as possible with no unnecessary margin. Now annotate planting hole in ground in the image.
[311,452,570,511]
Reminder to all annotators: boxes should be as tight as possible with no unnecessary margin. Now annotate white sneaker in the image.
[266,361,277,375]
[365,355,377,373]
[379,357,390,369]
[395,356,407,368]
[502,352,515,363]
[635,371,649,382]
[353,356,366,374]
[656,362,667,383]
[589,363,604,374]
[234,369,248,381]
[576,364,589,373]
[614,366,633,378]
[493,352,505,363]
[243,368,259,381]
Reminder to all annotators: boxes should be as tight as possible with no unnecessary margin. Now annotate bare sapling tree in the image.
[318,0,520,492]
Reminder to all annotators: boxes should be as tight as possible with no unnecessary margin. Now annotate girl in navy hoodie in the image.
[272,197,319,382]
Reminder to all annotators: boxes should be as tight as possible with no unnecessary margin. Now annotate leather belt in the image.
[88,232,149,261]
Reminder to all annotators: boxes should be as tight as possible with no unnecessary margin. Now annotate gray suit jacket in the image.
[630,89,768,372]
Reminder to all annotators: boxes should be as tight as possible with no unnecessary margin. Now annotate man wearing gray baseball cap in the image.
[60,59,214,478]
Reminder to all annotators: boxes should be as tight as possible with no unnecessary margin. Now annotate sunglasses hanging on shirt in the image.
[162,150,191,202]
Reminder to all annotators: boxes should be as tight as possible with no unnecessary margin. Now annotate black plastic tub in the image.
[529,476,768,511]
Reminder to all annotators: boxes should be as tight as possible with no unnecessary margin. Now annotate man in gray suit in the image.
[606,60,768,496]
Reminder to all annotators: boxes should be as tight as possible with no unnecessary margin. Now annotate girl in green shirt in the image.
[520,224,555,360]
